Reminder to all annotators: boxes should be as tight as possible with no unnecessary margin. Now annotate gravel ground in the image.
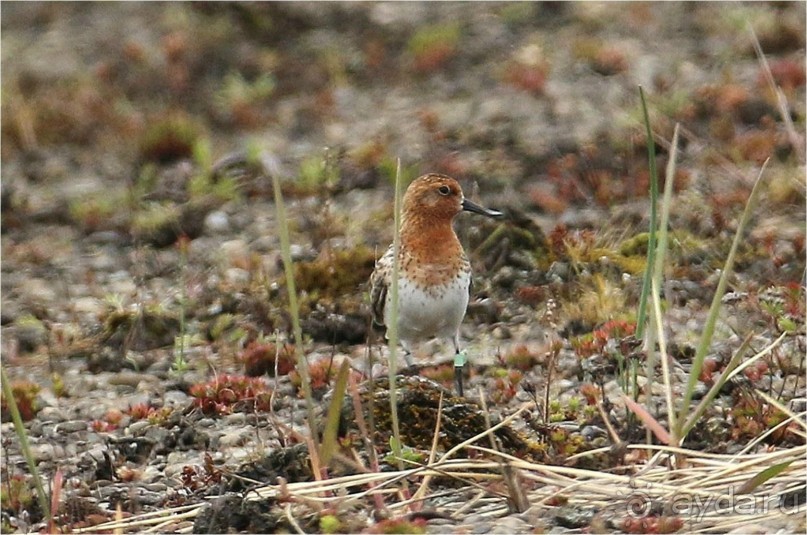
[1,3,805,533]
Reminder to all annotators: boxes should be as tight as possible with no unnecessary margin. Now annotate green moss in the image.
[69,193,122,232]
[102,303,181,351]
[131,201,181,236]
[138,112,202,164]
[214,71,275,125]
[319,514,343,534]
[293,246,376,301]
[619,233,650,256]
[407,23,462,72]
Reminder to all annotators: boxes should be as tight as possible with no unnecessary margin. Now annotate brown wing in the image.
[370,275,387,327]
[369,246,393,327]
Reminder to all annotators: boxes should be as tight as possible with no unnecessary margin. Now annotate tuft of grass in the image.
[269,151,322,474]
[214,71,275,128]
[674,159,770,442]
[632,86,774,448]
[386,159,405,470]
[635,86,659,341]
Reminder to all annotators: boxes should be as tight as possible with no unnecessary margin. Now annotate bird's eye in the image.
[438,185,451,196]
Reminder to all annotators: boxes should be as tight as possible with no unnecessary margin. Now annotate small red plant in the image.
[189,374,272,415]
[621,515,684,534]
[580,383,600,405]
[490,368,523,404]
[1,381,41,422]
[241,341,296,377]
[503,344,542,371]
[127,403,152,420]
[730,390,790,444]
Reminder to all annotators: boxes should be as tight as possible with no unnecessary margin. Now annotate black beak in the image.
[462,198,503,218]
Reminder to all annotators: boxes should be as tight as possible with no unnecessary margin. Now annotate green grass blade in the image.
[736,460,795,495]
[636,86,659,340]
[271,163,319,453]
[319,359,351,465]
[1,366,51,520]
[674,158,771,440]
[387,158,404,469]
[680,332,754,438]
[646,124,680,442]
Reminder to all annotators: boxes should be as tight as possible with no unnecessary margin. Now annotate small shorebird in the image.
[369,173,502,396]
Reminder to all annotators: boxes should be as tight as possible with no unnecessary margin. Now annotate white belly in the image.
[386,272,471,345]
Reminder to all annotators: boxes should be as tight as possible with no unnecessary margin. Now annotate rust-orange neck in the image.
[400,212,463,265]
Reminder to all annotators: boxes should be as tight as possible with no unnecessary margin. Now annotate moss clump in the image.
[69,191,128,233]
[102,304,180,352]
[14,314,48,353]
[138,112,203,164]
[345,376,544,459]
[407,23,461,73]
[293,246,376,301]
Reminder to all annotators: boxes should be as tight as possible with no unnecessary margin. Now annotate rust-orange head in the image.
[401,173,502,229]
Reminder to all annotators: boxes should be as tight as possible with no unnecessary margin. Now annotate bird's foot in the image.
[454,350,468,398]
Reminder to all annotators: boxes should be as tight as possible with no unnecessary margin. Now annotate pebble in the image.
[108,372,150,388]
[72,296,104,315]
[38,406,67,422]
[87,230,125,244]
[143,482,168,493]
[57,420,88,433]
[490,516,528,534]
[32,443,64,462]
[204,210,230,233]
[20,278,57,305]
[128,420,151,436]
[164,390,190,407]
[218,429,250,448]
[470,522,492,534]
[225,267,250,285]
[581,425,607,440]
[224,412,247,425]
[220,239,249,263]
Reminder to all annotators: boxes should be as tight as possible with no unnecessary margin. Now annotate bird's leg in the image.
[399,343,420,376]
[453,336,466,397]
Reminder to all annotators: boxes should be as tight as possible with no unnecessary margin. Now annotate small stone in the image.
[87,230,125,244]
[223,413,247,425]
[20,278,57,305]
[107,372,149,388]
[127,420,151,436]
[204,210,230,233]
[470,522,492,534]
[490,516,527,534]
[219,429,250,448]
[73,297,104,315]
[547,261,570,282]
[163,390,190,408]
[38,407,66,422]
[225,267,250,285]
[492,325,511,339]
[581,425,607,441]
[32,443,56,462]
[220,239,249,263]
[56,420,88,433]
